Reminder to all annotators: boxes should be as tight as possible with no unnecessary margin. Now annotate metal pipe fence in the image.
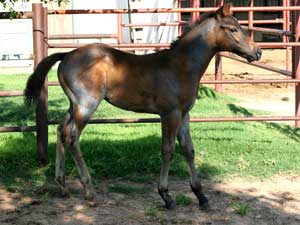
[0,1,299,165]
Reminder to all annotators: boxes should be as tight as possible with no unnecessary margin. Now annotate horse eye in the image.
[230,28,238,33]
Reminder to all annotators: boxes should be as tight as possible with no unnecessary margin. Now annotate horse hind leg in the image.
[66,97,101,200]
[55,110,71,197]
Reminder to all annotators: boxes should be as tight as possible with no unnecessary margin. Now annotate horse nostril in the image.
[256,48,262,59]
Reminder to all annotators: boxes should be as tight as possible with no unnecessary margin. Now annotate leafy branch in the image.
[0,0,69,18]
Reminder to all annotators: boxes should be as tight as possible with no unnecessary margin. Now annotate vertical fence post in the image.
[117,13,123,44]
[43,7,48,58]
[284,0,291,72]
[177,0,182,36]
[248,0,254,40]
[32,3,48,166]
[214,0,223,92]
[192,0,200,21]
[292,0,300,127]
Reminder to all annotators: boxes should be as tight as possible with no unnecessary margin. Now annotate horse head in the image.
[214,3,262,62]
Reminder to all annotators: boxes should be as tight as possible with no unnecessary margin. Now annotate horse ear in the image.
[215,3,233,17]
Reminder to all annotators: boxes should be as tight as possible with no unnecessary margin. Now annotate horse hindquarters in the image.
[55,61,106,200]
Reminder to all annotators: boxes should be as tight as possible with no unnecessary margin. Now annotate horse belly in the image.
[105,88,159,114]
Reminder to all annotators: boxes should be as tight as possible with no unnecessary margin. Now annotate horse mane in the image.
[169,11,215,49]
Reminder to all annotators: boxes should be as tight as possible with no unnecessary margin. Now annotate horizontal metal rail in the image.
[0,126,36,132]
[241,26,293,36]
[219,52,292,76]
[0,91,23,97]
[3,79,299,98]
[200,79,300,84]
[239,19,284,24]
[47,6,300,15]
[47,42,300,49]
[3,115,299,133]
[1,6,300,19]
[48,34,118,40]
[47,79,300,87]
[48,116,300,125]
[122,21,288,28]
[1,6,299,19]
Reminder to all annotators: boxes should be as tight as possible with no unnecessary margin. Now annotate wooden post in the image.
[292,0,300,127]
[32,3,48,165]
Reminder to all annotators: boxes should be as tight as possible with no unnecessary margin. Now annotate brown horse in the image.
[25,4,261,210]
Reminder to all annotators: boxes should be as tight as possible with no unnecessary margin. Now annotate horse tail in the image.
[24,52,67,106]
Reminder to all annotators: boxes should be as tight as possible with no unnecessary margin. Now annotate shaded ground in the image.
[1,175,300,225]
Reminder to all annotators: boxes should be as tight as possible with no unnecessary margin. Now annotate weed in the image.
[231,202,251,216]
[145,206,159,217]
[175,194,193,206]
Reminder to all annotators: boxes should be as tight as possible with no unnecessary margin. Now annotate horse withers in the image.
[24,4,261,210]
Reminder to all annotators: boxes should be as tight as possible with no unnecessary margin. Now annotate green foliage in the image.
[0,0,69,18]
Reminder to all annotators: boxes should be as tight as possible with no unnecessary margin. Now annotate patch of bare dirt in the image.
[1,175,300,225]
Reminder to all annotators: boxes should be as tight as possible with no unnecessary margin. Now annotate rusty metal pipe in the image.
[0,126,37,133]
[0,91,24,97]
[47,116,300,125]
[292,0,300,127]
[32,3,48,166]
[48,34,118,40]
[47,6,300,15]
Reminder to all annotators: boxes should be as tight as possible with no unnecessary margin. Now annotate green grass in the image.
[145,206,160,217]
[0,70,300,193]
[175,194,193,206]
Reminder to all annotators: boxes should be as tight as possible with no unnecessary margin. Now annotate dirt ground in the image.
[1,49,299,224]
[1,175,300,225]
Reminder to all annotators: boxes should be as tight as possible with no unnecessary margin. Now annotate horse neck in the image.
[172,20,218,81]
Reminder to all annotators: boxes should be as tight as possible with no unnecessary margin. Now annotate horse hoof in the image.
[199,200,210,210]
[84,191,97,201]
[166,200,176,210]
[87,200,97,207]
[61,188,70,198]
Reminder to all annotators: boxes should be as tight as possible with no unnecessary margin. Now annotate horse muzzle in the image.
[246,47,262,63]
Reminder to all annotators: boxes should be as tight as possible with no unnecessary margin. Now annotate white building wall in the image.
[72,0,130,44]
[0,3,32,62]
[130,0,178,45]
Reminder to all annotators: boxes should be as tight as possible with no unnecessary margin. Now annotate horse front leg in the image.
[158,110,182,209]
[177,113,209,210]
